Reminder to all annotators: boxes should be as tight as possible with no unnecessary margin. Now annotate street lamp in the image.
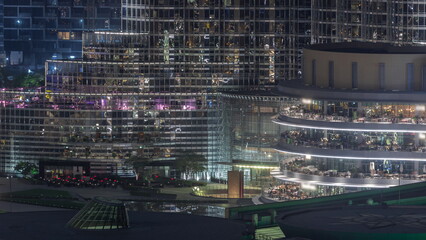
[6,176,12,197]
[398,161,402,204]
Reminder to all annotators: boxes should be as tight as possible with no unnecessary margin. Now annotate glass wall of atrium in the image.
[220,93,286,183]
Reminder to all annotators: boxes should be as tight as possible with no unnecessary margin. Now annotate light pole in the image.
[398,161,401,205]
[7,176,12,197]
[6,175,12,212]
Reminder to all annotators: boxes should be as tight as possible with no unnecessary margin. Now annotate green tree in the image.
[174,151,207,179]
[22,73,44,87]
[125,155,151,175]
[14,162,39,177]
[0,67,45,88]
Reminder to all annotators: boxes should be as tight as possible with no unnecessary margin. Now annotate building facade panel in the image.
[3,0,121,68]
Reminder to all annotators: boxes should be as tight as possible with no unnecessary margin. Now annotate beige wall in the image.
[303,49,426,91]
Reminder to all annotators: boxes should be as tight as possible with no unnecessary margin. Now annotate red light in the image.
[113,180,117,182]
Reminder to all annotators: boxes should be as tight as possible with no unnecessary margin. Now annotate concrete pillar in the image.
[323,100,328,115]
[414,161,419,176]
[228,171,244,198]
[415,133,420,146]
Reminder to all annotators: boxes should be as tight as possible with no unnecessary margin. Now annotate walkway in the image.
[0,178,252,210]
[0,200,69,212]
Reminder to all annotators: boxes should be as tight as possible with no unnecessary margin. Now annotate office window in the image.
[58,31,70,40]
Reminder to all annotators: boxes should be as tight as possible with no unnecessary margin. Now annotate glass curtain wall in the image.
[312,0,426,45]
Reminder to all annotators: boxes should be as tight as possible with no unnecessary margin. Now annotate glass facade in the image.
[0,32,220,177]
[121,0,287,88]
[274,96,426,189]
[0,0,5,67]
[221,93,285,164]
[220,92,285,182]
[48,31,221,175]
[3,0,121,67]
[311,0,426,44]
[0,1,298,177]
[119,1,292,177]
[281,0,311,81]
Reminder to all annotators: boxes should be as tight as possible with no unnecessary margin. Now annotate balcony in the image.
[276,142,426,161]
[274,115,426,133]
[271,169,420,188]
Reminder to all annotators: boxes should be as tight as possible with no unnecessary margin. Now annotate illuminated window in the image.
[58,31,70,40]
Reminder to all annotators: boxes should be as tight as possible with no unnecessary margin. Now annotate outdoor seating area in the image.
[280,130,426,153]
[264,183,309,201]
[263,180,344,202]
[281,104,426,125]
[281,157,426,181]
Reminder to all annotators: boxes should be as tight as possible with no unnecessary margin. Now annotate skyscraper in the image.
[0,0,5,68]
[311,1,426,45]
[121,0,289,88]
[3,0,121,68]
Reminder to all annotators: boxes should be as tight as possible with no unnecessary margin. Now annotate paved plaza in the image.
[0,210,246,240]
[0,178,246,212]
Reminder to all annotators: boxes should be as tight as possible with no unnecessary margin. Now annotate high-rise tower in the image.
[121,0,287,88]
[312,1,426,45]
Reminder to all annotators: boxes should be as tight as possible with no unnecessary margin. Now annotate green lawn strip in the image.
[1,188,74,199]
[255,226,285,240]
[385,196,426,206]
[4,198,85,209]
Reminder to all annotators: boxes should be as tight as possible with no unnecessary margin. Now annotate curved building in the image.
[273,43,426,192]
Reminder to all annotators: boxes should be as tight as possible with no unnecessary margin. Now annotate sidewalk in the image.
[0,178,252,208]
[0,201,71,212]
[0,178,135,200]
